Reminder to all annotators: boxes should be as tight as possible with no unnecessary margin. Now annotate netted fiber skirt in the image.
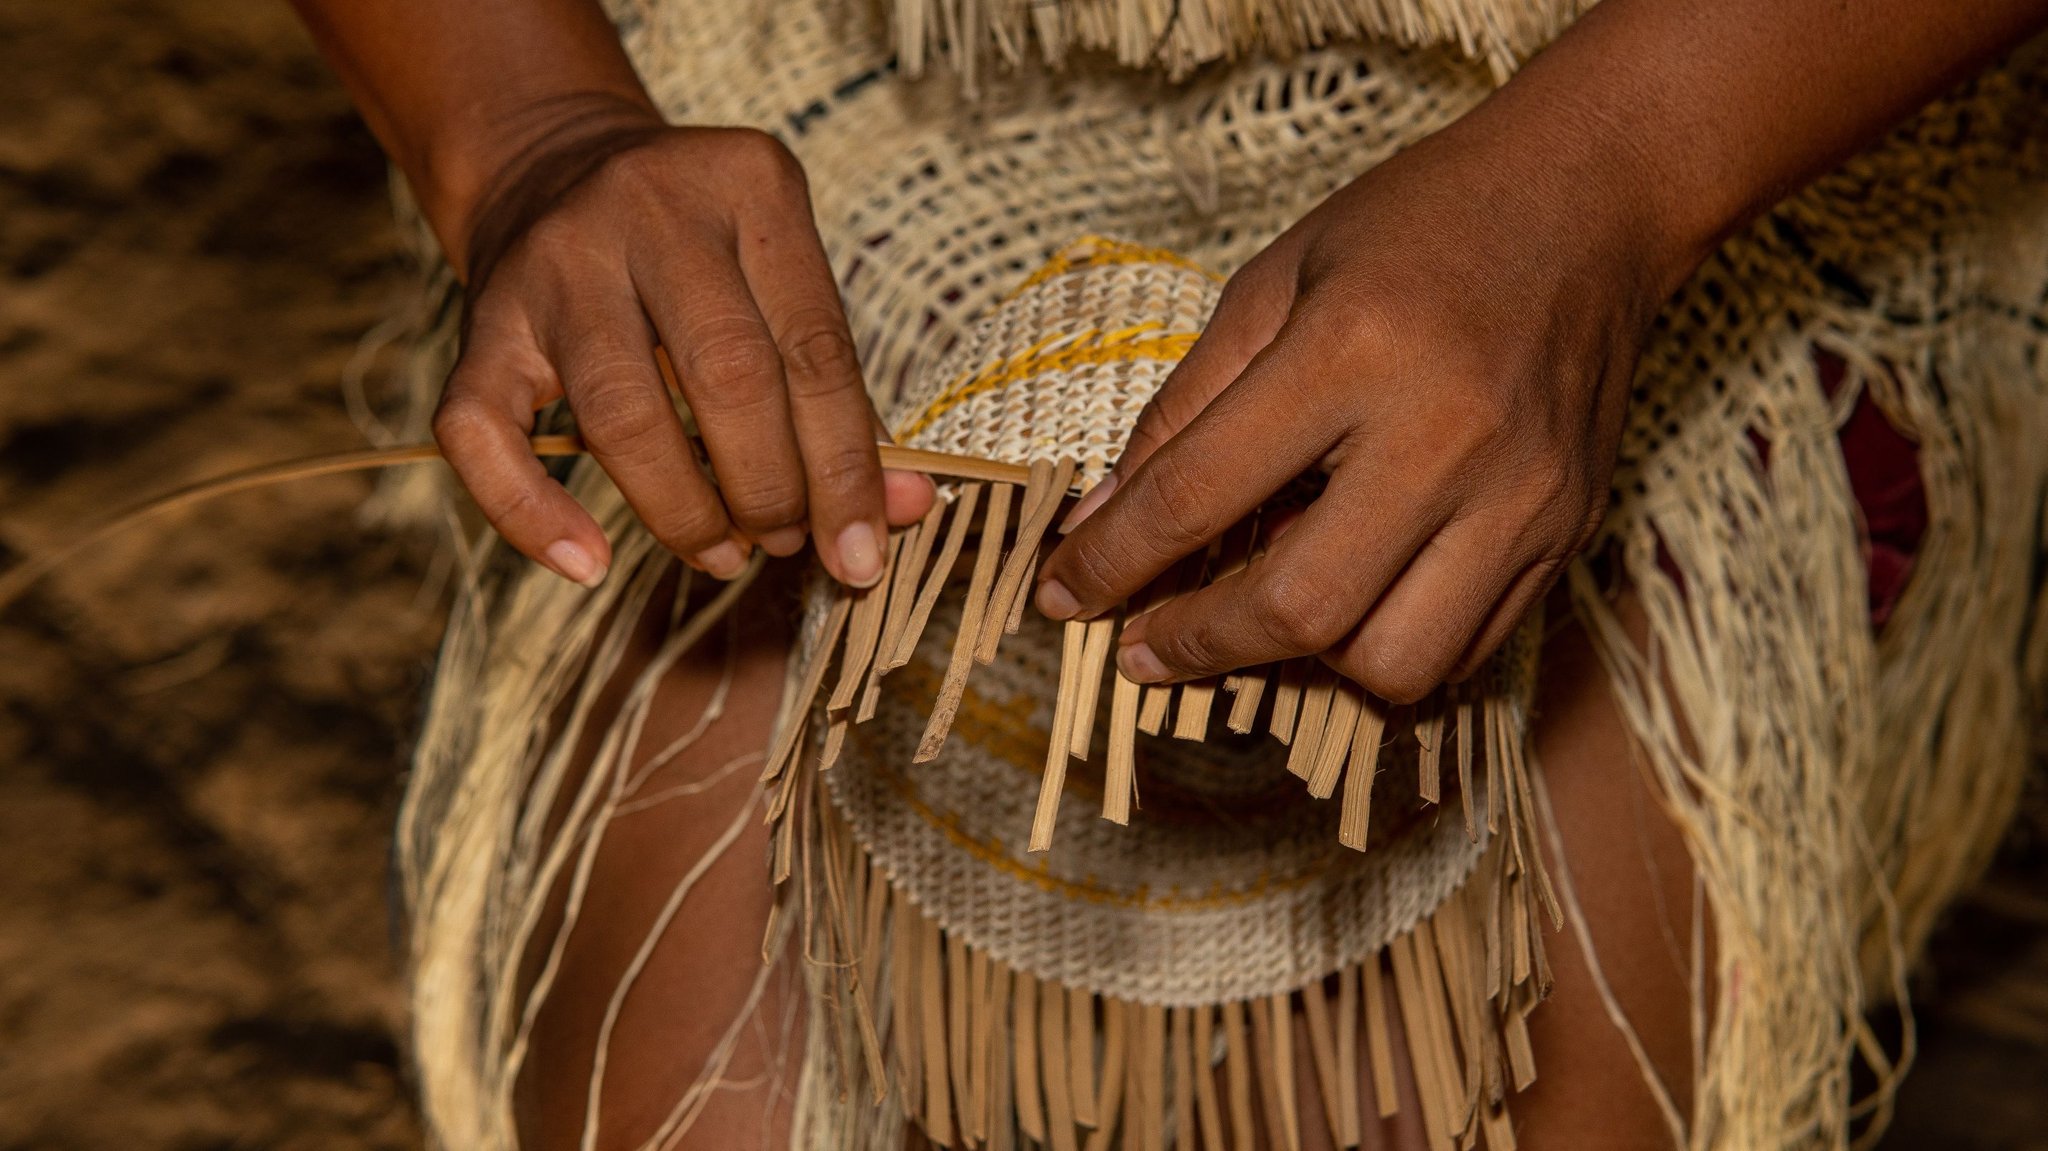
[382,5,2048,1148]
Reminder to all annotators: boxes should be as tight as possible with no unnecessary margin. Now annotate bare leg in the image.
[1509,590,1698,1147]
[1286,591,1696,1151]
[517,564,801,1151]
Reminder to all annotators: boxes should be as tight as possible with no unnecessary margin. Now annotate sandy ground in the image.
[0,1,2045,1148]
[0,0,428,1145]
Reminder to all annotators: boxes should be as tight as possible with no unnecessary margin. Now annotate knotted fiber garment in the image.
[383,3,2048,1148]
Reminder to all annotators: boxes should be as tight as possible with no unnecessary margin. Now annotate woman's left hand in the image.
[1033,107,1698,703]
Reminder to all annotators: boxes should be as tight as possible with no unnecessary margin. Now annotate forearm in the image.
[289,0,660,276]
[1465,0,2048,292]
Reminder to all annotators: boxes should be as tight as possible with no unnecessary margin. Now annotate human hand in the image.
[433,115,933,589]
[1034,112,1698,703]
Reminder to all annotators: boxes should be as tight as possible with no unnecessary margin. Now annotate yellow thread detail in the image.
[895,324,1200,441]
[1004,235,1224,300]
[850,654,1359,910]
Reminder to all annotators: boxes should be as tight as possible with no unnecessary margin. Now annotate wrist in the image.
[1464,74,1725,308]
[420,89,667,283]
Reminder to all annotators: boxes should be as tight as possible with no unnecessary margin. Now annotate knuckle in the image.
[1357,647,1436,706]
[1061,530,1132,600]
[684,322,784,399]
[1119,407,1174,464]
[1250,570,1348,652]
[575,384,674,456]
[1155,619,1224,676]
[595,140,668,189]
[1518,448,1577,510]
[487,481,549,529]
[518,211,591,263]
[781,323,860,394]
[1143,451,1223,552]
[805,439,879,497]
[1446,383,1515,454]
[722,473,808,531]
[646,510,727,557]
[431,392,493,449]
[721,128,808,196]
[1313,285,1402,360]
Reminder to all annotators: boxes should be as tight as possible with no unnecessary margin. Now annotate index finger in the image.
[1109,466,1440,683]
[1035,306,1350,620]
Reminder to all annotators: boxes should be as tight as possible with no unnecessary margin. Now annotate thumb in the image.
[1060,253,1297,532]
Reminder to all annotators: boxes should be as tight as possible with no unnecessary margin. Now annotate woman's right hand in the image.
[434,114,934,589]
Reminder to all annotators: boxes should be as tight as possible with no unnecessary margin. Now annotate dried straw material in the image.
[882,0,1590,85]
[377,5,2048,1149]
[751,240,1556,1151]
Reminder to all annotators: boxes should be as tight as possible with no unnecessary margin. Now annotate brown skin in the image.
[284,1,2043,1146]
[290,0,934,592]
[292,0,2048,696]
[1034,0,2048,701]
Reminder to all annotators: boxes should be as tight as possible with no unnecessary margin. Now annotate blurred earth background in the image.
[0,1,2044,1147]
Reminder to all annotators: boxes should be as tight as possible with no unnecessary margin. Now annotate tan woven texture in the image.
[750,239,1552,1151]
[877,0,1591,83]
[385,3,2048,1149]
[824,590,1487,1007]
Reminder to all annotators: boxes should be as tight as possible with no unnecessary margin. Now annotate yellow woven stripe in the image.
[1002,234,1224,301]
[872,755,1324,911]
[860,656,1346,910]
[894,323,1201,441]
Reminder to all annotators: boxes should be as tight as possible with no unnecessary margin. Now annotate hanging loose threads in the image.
[886,483,983,672]
[978,458,1075,663]
[1068,987,1100,1129]
[1306,683,1363,800]
[1335,965,1364,1148]
[876,501,944,674]
[1415,694,1446,806]
[1040,981,1079,1151]
[1302,978,1345,1150]
[1225,665,1268,734]
[1456,694,1478,842]
[1102,663,1142,824]
[916,483,1014,761]
[856,532,912,722]
[1338,695,1388,851]
[1067,616,1117,759]
[1013,972,1048,1143]
[1286,665,1338,779]
[1170,1007,1198,1151]
[1083,1000,1129,1151]
[1192,1006,1227,1151]
[1032,619,1092,852]
[921,917,955,1145]
[761,597,850,784]
[1270,658,1308,744]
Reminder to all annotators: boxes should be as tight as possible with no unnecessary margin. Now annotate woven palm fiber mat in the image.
[0,0,2045,1147]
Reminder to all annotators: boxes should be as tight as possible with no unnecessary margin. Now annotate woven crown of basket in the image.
[761,237,1557,1151]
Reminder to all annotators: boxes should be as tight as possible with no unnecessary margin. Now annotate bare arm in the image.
[289,0,653,277]
[291,0,932,589]
[1038,0,2048,697]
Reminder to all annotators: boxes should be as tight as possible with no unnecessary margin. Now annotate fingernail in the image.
[837,521,883,588]
[885,467,937,496]
[544,539,606,588]
[1118,642,1168,684]
[693,539,748,580]
[1036,578,1081,620]
[1059,473,1118,534]
[757,525,808,557]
